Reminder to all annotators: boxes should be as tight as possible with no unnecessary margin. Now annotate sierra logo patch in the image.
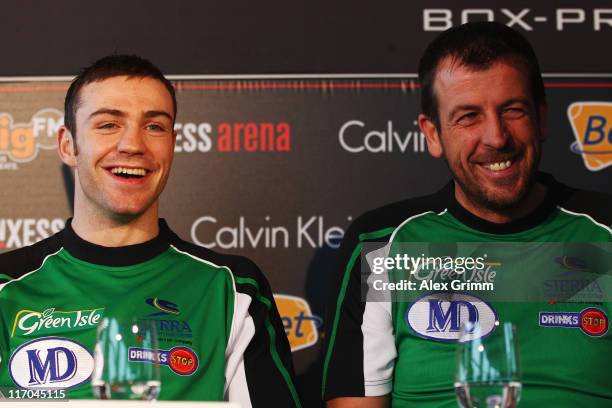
[12,308,104,337]
[9,337,94,389]
[405,293,498,342]
[567,102,612,171]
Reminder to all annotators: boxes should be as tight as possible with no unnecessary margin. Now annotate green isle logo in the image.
[11,307,104,337]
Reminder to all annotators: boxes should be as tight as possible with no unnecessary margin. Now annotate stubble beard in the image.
[446,152,540,213]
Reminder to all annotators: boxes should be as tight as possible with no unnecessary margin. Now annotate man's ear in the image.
[58,126,77,167]
[538,103,548,143]
[418,114,444,158]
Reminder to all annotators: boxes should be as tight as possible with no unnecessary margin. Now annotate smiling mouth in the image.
[109,167,148,179]
[485,160,513,172]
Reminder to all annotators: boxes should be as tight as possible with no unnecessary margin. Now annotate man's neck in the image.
[454,181,548,224]
[71,209,160,247]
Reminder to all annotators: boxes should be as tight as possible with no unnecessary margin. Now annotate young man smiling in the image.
[322,22,611,407]
[0,55,301,407]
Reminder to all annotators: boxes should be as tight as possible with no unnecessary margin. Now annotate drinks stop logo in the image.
[539,307,608,337]
[567,102,612,171]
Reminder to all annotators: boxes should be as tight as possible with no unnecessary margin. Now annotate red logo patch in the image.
[579,308,609,337]
[168,347,198,376]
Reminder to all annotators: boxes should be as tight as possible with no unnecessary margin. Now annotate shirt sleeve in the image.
[224,258,302,408]
[321,222,397,400]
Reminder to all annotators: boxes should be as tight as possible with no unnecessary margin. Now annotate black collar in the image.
[59,219,173,266]
[445,173,567,235]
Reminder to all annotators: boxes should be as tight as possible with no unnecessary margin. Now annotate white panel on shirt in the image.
[225,292,255,407]
[363,244,396,396]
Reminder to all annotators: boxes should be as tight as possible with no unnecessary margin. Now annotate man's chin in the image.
[105,205,151,222]
[474,180,532,212]
[448,160,539,214]
[478,191,525,211]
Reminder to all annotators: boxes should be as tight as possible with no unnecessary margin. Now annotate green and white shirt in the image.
[322,173,611,407]
[0,219,301,407]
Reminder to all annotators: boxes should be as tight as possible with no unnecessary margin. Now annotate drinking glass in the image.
[455,321,521,408]
[91,317,161,400]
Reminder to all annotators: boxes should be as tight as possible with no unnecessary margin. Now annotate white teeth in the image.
[110,167,146,177]
[487,160,512,171]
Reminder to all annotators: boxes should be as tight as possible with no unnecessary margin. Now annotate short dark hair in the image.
[418,22,546,128]
[64,54,176,136]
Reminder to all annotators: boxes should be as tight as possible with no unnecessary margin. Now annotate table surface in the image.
[0,400,240,407]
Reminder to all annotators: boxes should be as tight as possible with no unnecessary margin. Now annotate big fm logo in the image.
[405,293,498,342]
[338,120,426,154]
[274,294,322,352]
[174,121,290,153]
[9,337,94,389]
[0,218,65,250]
[567,102,612,171]
[423,8,612,32]
[0,109,63,169]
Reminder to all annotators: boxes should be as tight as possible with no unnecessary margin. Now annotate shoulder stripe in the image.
[234,276,302,408]
[322,222,404,397]
[169,245,237,341]
[359,227,396,241]
[169,245,300,407]
[0,248,63,293]
[322,241,362,397]
[322,211,447,397]
[387,209,448,244]
[558,207,612,234]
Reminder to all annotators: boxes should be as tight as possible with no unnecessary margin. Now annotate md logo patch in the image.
[405,293,498,342]
[9,337,93,389]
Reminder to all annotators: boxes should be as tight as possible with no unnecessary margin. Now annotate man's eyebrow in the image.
[500,97,531,108]
[87,108,126,120]
[448,104,480,121]
[143,110,174,121]
[447,98,532,121]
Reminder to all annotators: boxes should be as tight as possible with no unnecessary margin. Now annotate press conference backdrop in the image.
[0,4,611,407]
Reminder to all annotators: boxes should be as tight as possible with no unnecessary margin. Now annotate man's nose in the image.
[481,115,509,149]
[117,126,146,154]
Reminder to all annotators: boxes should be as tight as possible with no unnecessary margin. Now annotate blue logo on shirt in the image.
[146,297,180,317]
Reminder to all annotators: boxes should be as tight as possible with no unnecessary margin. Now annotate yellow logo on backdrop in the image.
[0,108,62,163]
[567,102,612,171]
[274,294,321,352]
